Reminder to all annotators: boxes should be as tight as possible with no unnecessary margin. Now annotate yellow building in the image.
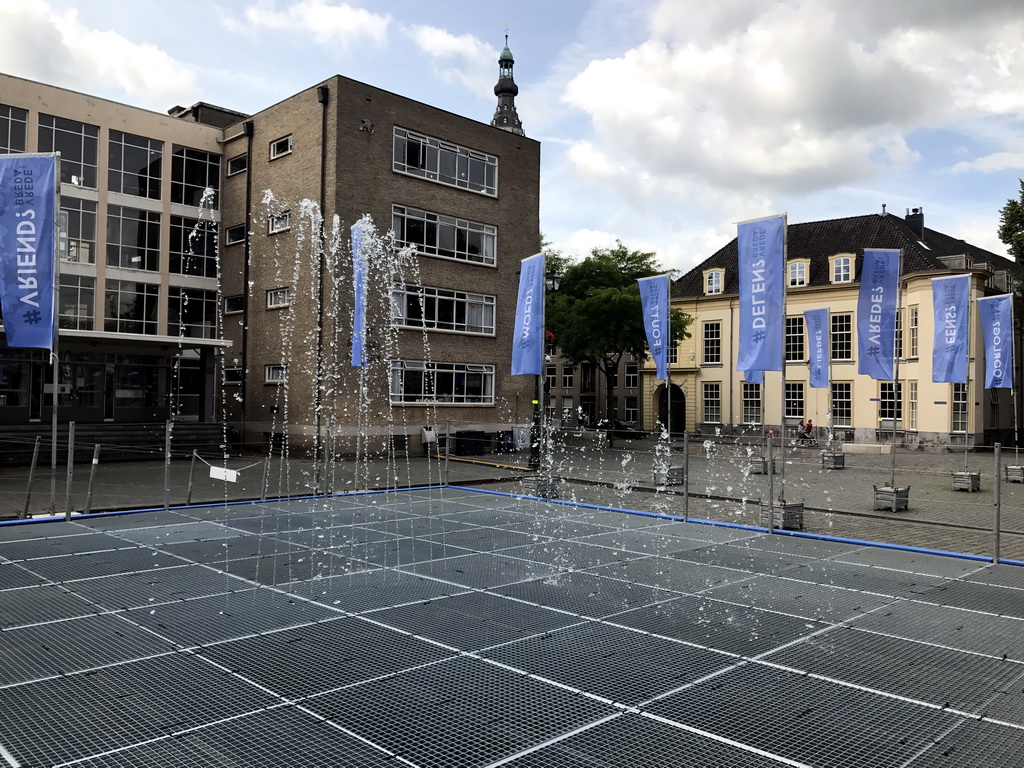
[644,210,1019,448]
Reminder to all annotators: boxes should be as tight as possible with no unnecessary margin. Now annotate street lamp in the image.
[529,271,562,469]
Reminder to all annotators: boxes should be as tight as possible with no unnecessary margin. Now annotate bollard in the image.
[186,449,197,505]
[64,421,76,521]
[766,435,775,534]
[23,435,42,519]
[83,444,101,515]
[164,420,173,513]
[682,430,690,523]
[994,442,1002,564]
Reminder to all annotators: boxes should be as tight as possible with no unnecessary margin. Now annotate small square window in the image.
[269,211,290,234]
[227,154,248,175]
[225,224,246,245]
[267,287,290,308]
[265,364,287,383]
[270,135,292,159]
[224,295,244,314]
[223,368,243,385]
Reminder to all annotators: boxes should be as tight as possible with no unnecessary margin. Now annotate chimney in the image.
[905,207,924,239]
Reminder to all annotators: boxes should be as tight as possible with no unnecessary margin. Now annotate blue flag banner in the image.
[0,155,57,350]
[511,252,545,376]
[737,215,785,372]
[856,249,900,381]
[804,308,829,388]
[931,274,971,383]
[978,294,1013,389]
[744,369,763,384]
[638,274,669,380]
[350,218,369,367]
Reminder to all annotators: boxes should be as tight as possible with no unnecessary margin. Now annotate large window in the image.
[895,310,903,359]
[107,206,160,270]
[562,395,574,422]
[625,361,638,389]
[880,382,903,421]
[104,280,159,334]
[58,275,94,330]
[108,130,162,198]
[952,383,968,432]
[392,285,495,335]
[785,316,804,362]
[170,216,217,277]
[703,382,721,423]
[390,360,495,404]
[785,382,804,418]
[392,205,496,266]
[38,114,99,187]
[393,127,498,195]
[625,396,639,422]
[170,289,217,339]
[742,382,761,425]
[831,382,852,427]
[581,363,596,394]
[703,321,721,364]
[908,380,918,430]
[668,344,679,365]
[831,313,852,361]
[545,364,557,393]
[0,104,27,153]
[908,305,919,358]
[562,364,574,389]
[61,198,97,264]
[171,145,220,208]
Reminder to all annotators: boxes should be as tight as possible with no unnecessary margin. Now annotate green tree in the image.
[546,241,690,440]
[998,179,1024,262]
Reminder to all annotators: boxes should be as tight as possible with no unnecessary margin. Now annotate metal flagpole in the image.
[666,274,672,440]
[50,155,62,511]
[964,288,973,472]
[778,214,788,500]
[890,254,903,500]
[1013,298,1020,464]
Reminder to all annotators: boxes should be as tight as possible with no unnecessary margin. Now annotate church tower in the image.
[490,35,524,136]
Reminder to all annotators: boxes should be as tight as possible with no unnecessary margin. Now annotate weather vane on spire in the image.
[504,22,509,46]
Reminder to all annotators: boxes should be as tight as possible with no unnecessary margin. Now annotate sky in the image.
[1,0,1022,274]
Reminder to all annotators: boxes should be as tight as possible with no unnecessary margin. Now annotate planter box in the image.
[522,476,562,500]
[759,501,804,531]
[1005,466,1024,483]
[873,484,910,511]
[653,465,685,486]
[749,458,777,475]
[952,471,981,492]
[821,452,845,469]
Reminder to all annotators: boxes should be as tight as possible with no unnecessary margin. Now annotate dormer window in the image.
[704,269,724,295]
[830,255,853,283]
[788,260,808,287]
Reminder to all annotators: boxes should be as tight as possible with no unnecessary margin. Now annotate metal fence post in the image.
[83,444,101,515]
[164,420,173,512]
[766,435,775,534]
[22,436,41,519]
[682,430,690,523]
[994,442,1002,564]
[63,421,75,521]
[186,449,197,506]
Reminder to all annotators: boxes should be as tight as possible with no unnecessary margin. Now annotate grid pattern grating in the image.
[493,571,680,618]
[0,583,100,628]
[704,573,895,622]
[65,564,241,610]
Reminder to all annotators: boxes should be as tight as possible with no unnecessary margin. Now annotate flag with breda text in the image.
[856,249,900,381]
[804,308,830,388]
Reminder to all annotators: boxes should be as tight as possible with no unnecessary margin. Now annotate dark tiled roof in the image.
[674,212,1012,298]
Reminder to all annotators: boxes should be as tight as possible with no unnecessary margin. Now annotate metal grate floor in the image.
[2,487,1024,767]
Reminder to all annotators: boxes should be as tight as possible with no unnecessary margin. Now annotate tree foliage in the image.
[546,241,691,431]
[998,179,1024,263]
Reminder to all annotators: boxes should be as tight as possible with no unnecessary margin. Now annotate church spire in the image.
[491,32,524,136]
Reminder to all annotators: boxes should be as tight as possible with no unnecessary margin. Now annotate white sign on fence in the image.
[209,466,238,483]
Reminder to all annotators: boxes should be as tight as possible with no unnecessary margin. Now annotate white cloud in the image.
[0,3,199,109]
[404,25,494,98]
[561,229,620,259]
[239,0,390,48]
[951,152,1024,174]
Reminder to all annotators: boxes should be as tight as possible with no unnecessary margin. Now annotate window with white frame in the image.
[391,284,495,334]
[625,396,639,422]
[389,360,495,404]
[703,382,721,423]
[393,127,498,195]
[545,364,557,393]
[265,364,287,383]
[785,382,804,418]
[785,316,804,362]
[224,295,244,314]
[831,382,852,426]
[109,130,163,199]
[832,255,852,283]
[625,361,638,389]
[223,368,242,385]
[831,313,852,360]
[562,364,574,389]
[742,382,761,424]
[266,287,290,309]
[225,224,246,246]
[268,211,290,234]
[908,380,918,430]
[880,382,903,421]
[705,270,723,294]
[668,343,678,365]
[392,205,496,266]
[952,383,968,432]
[908,305,919,357]
[269,135,292,159]
[0,104,27,153]
[788,261,807,287]
[227,153,247,176]
[703,321,721,364]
